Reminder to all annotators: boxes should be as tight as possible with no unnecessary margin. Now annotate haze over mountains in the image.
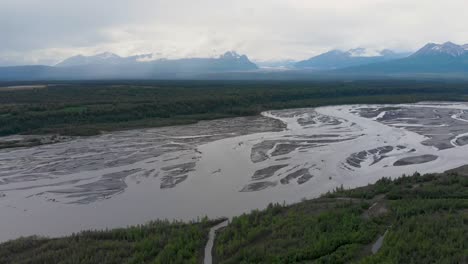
[1,42,468,81]
[0,51,258,80]
[55,52,155,67]
[54,51,258,72]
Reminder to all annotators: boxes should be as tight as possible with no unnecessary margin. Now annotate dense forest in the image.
[1,168,466,263]
[2,80,468,136]
[0,218,223,264]
[214,167,468,263]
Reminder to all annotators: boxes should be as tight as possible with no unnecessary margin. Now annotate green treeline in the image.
[2,80,468,136]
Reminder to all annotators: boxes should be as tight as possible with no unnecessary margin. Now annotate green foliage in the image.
[0,220,218,264]
[215,171,468,263]
[360,213,467,264]
[215,202,381,263]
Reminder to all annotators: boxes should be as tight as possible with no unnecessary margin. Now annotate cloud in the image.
[1,0,468,65]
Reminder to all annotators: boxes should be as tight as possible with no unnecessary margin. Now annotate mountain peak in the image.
[413,42,466,57]
[220,51,243,59]
[442,41,457,46]
[95,52,120,59]
[56,52,123,67]
[295,48,407,70]
[339,41,468,74]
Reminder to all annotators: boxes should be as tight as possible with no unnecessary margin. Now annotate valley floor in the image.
[1,81,468,263]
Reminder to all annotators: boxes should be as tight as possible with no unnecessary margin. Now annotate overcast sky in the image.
[1,0,468,65]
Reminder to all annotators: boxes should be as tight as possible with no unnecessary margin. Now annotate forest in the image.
[2,80,468,136]
[1,168,466,263]
[0,218,223,264]
[214,167,468,263]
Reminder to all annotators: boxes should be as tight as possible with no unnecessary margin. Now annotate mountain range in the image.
[0,51,258,81]
[1,42,468,81]
[55,52,155,67]
[339,42,468,74]
[295,48,410,70]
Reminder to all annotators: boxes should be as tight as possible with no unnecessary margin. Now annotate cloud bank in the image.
[1,0,468,65]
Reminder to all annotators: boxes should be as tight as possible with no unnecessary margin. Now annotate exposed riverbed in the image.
[2,102,468,242]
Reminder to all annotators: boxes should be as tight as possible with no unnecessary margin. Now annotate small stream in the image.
[371,230,388,254]
[204,220,229,264]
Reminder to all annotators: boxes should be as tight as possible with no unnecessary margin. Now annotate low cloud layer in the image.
[1,0,468,65]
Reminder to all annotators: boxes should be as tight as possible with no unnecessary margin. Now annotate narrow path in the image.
[204,220,229,264]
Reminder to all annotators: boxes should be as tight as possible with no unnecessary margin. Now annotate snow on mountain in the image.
[339,42,468,74]
[347,48,382,57]
[413,42,466,57]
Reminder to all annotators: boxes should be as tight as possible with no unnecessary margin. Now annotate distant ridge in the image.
[55,52,155,67]
[2,42,468,81]
[412,42,466,57]
[56,52,123,67]
[295,48,409,70]
[0,51,258,81]
[339,42,468,74]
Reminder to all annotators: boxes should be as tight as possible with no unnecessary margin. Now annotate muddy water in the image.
[2,102,468,242]
[204,220,228,264]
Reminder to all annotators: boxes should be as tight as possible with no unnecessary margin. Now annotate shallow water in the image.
[2,102,468,242]
[204,220,229,264]
[372,230,388,254]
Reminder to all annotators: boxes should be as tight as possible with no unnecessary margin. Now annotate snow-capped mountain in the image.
[412,42,466,57]
[294,48,409,70]
[339,42,468,74]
